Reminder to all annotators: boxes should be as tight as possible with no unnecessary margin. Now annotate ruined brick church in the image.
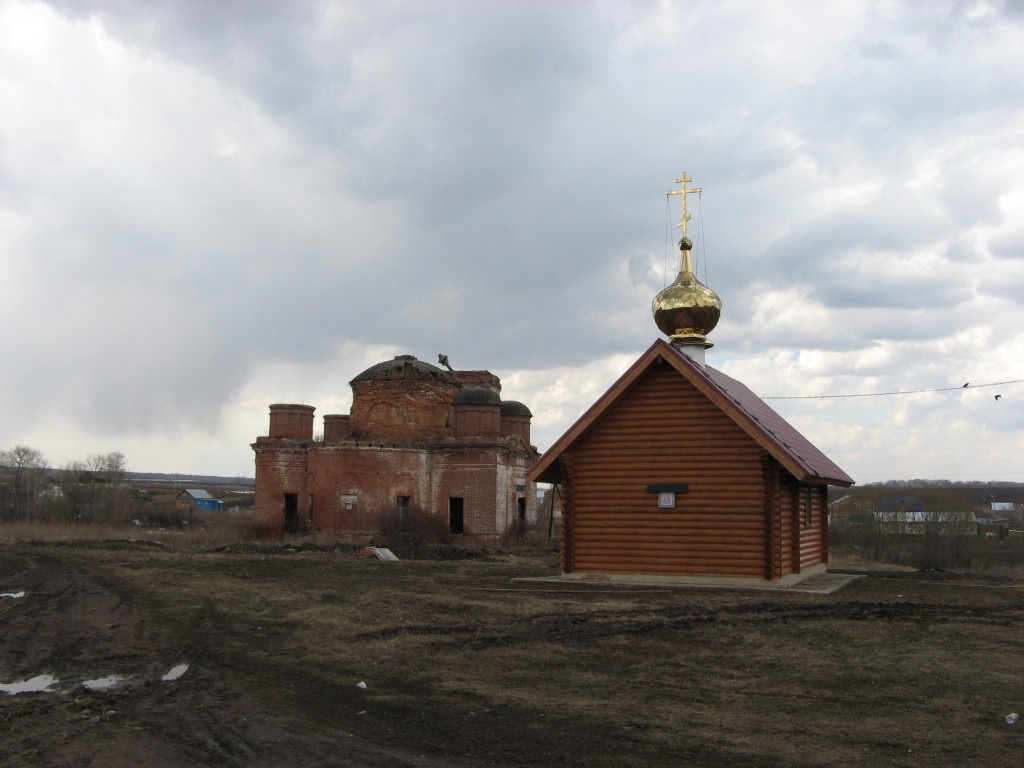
[252,354,538,541]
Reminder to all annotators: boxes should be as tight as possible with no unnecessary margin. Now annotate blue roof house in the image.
[176,489,223,511]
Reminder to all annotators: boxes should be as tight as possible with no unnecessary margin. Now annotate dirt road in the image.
[3,543,1023,767]
[0,547,451,768]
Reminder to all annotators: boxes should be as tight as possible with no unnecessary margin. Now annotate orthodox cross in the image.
[667,172,701,240]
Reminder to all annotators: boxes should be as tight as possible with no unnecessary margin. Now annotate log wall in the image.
[563,364,767,576]
[559,362,830,578]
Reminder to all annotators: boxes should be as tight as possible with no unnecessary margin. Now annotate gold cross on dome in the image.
[667,172,701,240]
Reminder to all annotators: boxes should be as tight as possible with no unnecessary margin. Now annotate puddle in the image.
[1,674,58,695]
[82,675,131,692]
[161,663,189,682]
[1,591,26,599]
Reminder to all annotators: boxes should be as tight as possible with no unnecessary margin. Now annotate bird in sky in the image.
[995,394,1002,401]
[963,383,970,388]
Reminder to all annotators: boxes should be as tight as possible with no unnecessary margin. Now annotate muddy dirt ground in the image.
[2,543,1023,767]
[0,546,451,768]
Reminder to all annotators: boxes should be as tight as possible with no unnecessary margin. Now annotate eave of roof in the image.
[528,339,854,487]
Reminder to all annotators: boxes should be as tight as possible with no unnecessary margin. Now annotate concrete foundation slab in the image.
[513,571,863,594]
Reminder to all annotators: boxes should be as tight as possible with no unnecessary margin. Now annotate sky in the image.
[1,0,1023,483]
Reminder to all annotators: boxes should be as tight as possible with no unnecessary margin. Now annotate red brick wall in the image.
[454,403,501,439]
[453,370,501,392]
[307,444,427,536]
[252,437,311,537]
[323,414,351,442]
[284,441,537,541]
[254,365,537,541]
[268,404,315,439]
[349,379,458,441]
[501,414,531,445]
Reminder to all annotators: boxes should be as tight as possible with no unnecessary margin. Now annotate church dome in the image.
[453,386,502,406]
[501,400,532,417]
[351,355,457,384]
[652,237,722,345]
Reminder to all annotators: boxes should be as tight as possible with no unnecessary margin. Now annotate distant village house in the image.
[176,489,223,511]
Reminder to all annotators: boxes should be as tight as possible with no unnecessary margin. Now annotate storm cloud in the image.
[1,0,1022,481]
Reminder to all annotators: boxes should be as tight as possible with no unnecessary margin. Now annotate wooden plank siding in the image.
[557,364,831,579]
[532,341,849,583]
[562,365,770,576]
[799,483,827,569]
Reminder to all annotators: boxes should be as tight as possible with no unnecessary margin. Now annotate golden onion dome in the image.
[652,237,722,346]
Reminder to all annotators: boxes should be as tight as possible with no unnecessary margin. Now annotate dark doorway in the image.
[449,497,464,534]
[397,495,411,520]
[517,497,526,521]
[283,493,299,534]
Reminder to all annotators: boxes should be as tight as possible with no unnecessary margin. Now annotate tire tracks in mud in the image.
[528,594,1024,641]
[0,548,160,676]
[0,546,478,768]
[366,574,1024,650]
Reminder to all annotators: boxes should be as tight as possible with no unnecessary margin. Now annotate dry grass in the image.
[32,544,1022,767]
[0,521,129,543]
[0,519,254,550]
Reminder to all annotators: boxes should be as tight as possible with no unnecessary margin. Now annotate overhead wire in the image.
[663,184,1021,405]
[763,378,1024,400]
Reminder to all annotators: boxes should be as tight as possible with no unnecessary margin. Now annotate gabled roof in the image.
[180,488,215,500]
[528,339,854,487]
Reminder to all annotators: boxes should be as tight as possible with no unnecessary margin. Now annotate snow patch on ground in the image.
[161,663,189,682]
[1,674,58,695]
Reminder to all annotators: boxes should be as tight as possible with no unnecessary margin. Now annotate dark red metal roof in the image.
[699,357,854,486]
[528,339,854,487]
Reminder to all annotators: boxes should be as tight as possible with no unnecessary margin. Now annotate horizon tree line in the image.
[0,445,129,524]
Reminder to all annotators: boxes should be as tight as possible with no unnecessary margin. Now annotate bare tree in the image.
[56,460,89,523]
[70,452,130,524]
[88,451,126,483]
[0,446,48,521]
